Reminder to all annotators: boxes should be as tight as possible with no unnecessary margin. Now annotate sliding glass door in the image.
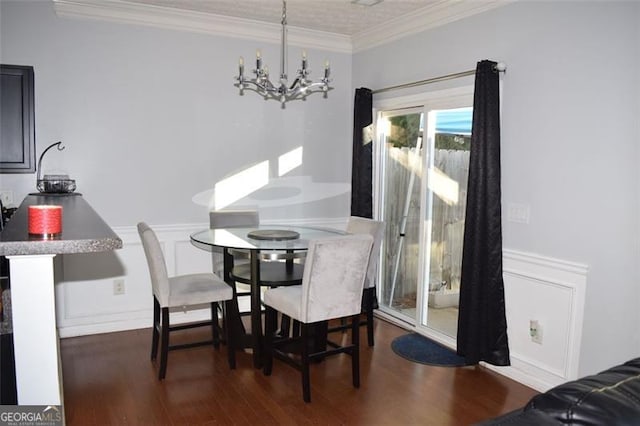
[422,107,472,337]
[377,108,424,323]
[374,88,473,341]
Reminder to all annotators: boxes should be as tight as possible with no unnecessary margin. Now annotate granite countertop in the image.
[0,194,122,256]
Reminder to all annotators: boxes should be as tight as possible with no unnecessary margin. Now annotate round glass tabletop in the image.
[190,224,345,251]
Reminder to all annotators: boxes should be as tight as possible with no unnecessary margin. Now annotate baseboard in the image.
[481,359,559,392]
[58,307,215,338]
[59,318,150,338]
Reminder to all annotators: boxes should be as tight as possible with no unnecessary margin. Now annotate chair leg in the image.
[218,302,227,338]
[210,302,220,349]
[351,314,360,388]
[339,317,347,333]
[159,307,170,380]
[151,298,160,361]
[280,314,291,337]
[365,287,375,347]
[263,306,277,376]
[301,323,311,403]
[224,300,236,370]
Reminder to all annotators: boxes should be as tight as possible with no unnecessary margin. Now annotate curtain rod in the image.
[371,62,506,95]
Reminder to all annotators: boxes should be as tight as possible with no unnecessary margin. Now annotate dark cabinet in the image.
[1,64,35,173]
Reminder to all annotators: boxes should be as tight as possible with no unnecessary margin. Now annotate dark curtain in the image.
[456,60,510,366]
[350,88,376,310]
[350,88,373,219]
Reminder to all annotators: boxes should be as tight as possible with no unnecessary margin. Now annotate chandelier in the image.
[234,0,332,107]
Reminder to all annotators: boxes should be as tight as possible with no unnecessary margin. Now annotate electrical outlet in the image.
[0,190,13,206]
[113,279,125,295]
[529,319,543,344]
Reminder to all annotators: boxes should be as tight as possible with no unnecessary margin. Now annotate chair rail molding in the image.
[55,217,346,338]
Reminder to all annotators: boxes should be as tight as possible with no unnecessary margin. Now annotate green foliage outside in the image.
[387,114,421,148]
[387,113,471,151]
[435,133,471,151]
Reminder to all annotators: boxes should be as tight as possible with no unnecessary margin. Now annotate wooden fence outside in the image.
[381,146,469,308]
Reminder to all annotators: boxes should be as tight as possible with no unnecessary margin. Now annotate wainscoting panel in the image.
[497,249,588,391]
[56,218,345,338]
[56,223,215,337]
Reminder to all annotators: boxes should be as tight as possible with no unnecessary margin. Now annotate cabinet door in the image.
[1,64,35,173]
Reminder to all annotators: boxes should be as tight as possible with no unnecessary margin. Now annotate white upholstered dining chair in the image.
[210,209,260,301]
[262,234,374,402]
[346,216,385,346]
[137,222,235,380]
[209,209,260,280]
[328,216,384,346]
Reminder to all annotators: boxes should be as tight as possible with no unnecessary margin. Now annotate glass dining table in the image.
[190,224,345,368]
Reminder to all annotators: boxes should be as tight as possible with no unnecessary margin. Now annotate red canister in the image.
[28,205,62,237]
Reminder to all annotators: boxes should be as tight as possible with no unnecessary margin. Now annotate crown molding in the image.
[52,0,512,54]
[352,0,514,52]
[52,0,353,53]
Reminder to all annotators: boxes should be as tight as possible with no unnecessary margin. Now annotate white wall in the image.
[0,0,353,226]
[354,1,640,377]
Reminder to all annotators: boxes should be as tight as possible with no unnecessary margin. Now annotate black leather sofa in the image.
[477,358,640,425]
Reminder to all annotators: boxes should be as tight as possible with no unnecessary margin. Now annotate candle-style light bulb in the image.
[324,60,330,79]
[256,49,262,70]
[239,56,244,78]
[301,49,308,70]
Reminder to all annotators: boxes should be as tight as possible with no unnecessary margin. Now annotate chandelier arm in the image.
[237,79,279,93]
[288,77,301,91]
[305,81,330,90]
[263,80,278,91]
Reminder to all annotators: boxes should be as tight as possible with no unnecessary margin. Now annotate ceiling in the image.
[53,0,510,52]
[120,0,442,36]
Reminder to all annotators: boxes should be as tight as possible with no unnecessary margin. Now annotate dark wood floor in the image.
[60,318,537,425]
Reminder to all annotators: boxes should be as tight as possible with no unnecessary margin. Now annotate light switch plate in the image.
[507,202,530,224]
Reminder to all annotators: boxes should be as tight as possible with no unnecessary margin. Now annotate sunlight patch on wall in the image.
[214,161,269,210]
[231,176,350,208]
[278,146,303,176]
[192,175,350,210]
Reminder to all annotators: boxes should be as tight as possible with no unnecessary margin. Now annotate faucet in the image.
[36,141,65,184]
